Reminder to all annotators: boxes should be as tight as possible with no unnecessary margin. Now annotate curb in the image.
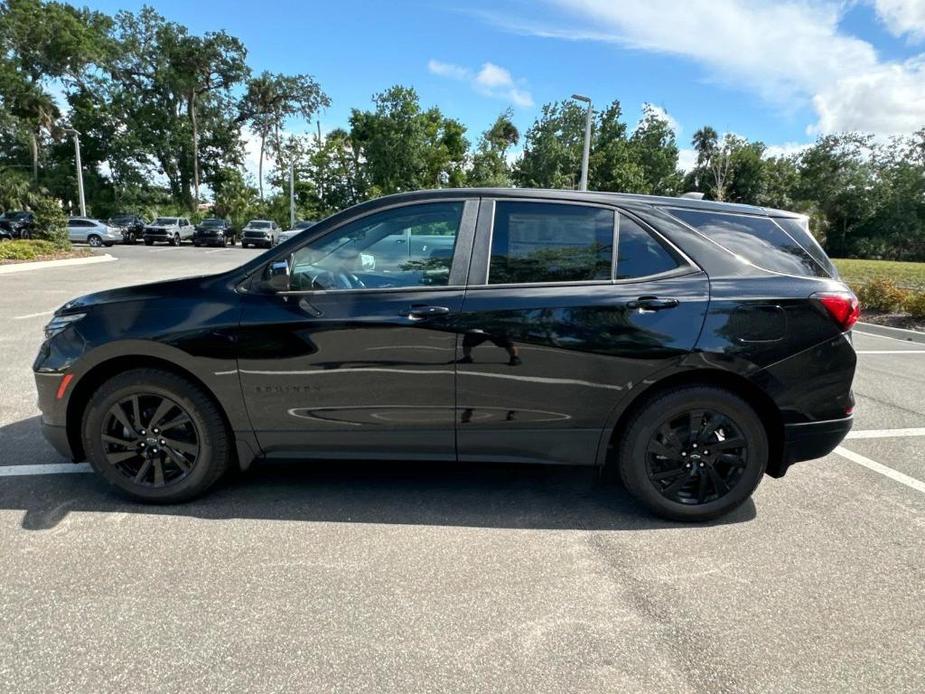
[855,321,925,344]
[0,253,115,275]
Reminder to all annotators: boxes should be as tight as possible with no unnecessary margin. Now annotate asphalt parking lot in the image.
[1,244,923,693]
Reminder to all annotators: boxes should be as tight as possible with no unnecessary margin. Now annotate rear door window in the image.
[772,217,837,278]
[616,217,679,279]
[666,208,830,278]
[488,202,614,284]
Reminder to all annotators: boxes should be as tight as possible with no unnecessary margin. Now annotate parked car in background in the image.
[0,211,35,239]
[67,217,122,247]
[0,226,12,242]
[143,217,194,246]
[34,188,857,520]
[241,219,279,248]
[108,213,147,244]
[277,219,317,244]
[193,218,236,247]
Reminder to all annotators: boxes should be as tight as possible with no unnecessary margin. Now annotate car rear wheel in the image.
[81,368,232,503]
[617,386,767,522]
[87,234,102,247]
[124,231,136,244]
[144,238,154,246]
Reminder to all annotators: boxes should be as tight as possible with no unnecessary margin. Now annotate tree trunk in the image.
[31,132,38,183]
[189,92,200,207]
[258,132,266,200]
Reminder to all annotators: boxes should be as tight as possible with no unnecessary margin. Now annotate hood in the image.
[57,276,214,314]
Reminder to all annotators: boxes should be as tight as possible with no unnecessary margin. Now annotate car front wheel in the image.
[87,234,102,247]
[617,386,767,522]
[81,368,232,503]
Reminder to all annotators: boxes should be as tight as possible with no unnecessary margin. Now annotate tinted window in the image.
[772,217,836,278]
[489,202,613,284]
[290,202,463,290]
[667,208,829,278]
[616,217,679,279]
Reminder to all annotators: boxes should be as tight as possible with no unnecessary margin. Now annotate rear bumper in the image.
[775,415,853,476]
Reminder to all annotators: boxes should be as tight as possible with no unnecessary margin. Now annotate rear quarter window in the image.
[666,208,830,278]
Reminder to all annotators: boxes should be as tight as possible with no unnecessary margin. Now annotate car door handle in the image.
[627,296,680,311]
[405,305,451,320]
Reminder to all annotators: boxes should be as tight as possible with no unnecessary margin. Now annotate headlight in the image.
[44,313,86,340]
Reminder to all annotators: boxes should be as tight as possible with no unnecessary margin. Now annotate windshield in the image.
[248,221,272,229]
[152,217,177,225]
[201,219,225,227]
[1,211,28,220]
[295,220,316,229]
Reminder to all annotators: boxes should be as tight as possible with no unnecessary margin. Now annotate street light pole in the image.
[64,128,86,217]
[572,94,593,191]
[289,160,295,229]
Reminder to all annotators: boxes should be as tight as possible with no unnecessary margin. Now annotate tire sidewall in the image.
[619,388,768,521]
[82,372,222,502]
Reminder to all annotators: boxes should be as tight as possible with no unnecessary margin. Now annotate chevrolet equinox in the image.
[33,189,858,521]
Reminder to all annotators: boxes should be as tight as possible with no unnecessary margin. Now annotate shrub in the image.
[30,194,70,248]
[0,240,60,261]
[855,278,910,313]
[904,291,925,319]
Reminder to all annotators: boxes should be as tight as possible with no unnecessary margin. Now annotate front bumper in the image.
[34,371,78,460]
[776,415,854,476]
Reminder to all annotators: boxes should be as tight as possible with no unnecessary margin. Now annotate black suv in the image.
[193,218,236,247]
[108,214,147,244]
[33,189,857,520]
[0,210,35,239]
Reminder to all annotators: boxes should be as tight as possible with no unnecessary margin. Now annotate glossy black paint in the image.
[34,188,856,478]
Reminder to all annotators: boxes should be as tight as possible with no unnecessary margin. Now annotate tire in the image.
[81,368,232,503]
[193,242,200,247]
[104,242,114,247]
[88,234,102,248]
[617,386,767,522]
[124,232,136,245]
[144,238,154,246]
[242,243,249,249]
[171,232,181,247]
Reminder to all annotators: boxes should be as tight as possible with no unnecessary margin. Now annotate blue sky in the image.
[79,0,925,169]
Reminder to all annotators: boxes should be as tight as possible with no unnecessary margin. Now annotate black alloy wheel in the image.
[645,409,749,505]
[617,386,767,521]
[82,368,232,502]
[100,393,200,488]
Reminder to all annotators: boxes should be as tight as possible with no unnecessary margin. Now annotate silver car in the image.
[241,219,280,249]
[67,217,122,247]
[277,219,317,244]
[143,217,195,246]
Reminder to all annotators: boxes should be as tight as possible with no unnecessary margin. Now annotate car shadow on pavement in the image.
[0,417,756,531]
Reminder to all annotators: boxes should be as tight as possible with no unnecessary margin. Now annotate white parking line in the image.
[0,463,92,477]
[834,447,925,495]
[856,350,925,354]
[854,330,921,344]
[205,248,232,254]
[13,310,54,320]
[846,428,925,439]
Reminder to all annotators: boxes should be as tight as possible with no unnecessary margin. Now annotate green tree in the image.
[514,100,586,189]
[349,85,468,195]
[238,71,329,199]
[468,109,520,187]
[627,104,681,195]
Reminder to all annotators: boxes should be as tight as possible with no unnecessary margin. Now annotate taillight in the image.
[812,291,860,331]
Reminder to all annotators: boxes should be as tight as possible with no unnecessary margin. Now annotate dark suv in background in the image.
[108,213,147,244]
[0,210,35,239]
[193,218,236,247]
[33,189,857,521]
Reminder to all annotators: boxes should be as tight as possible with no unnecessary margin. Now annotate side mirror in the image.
[265,258,291,292]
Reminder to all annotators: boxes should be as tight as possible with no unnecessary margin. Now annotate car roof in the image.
[68,216,99,221]
[366,188,804,219]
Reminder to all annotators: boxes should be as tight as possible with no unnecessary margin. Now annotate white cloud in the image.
[872,0,925,42]
[644,104,681,135]
[429,59,534,107]
[427,59,471,81]
[677,148,698,172]
[475,0,925,136]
